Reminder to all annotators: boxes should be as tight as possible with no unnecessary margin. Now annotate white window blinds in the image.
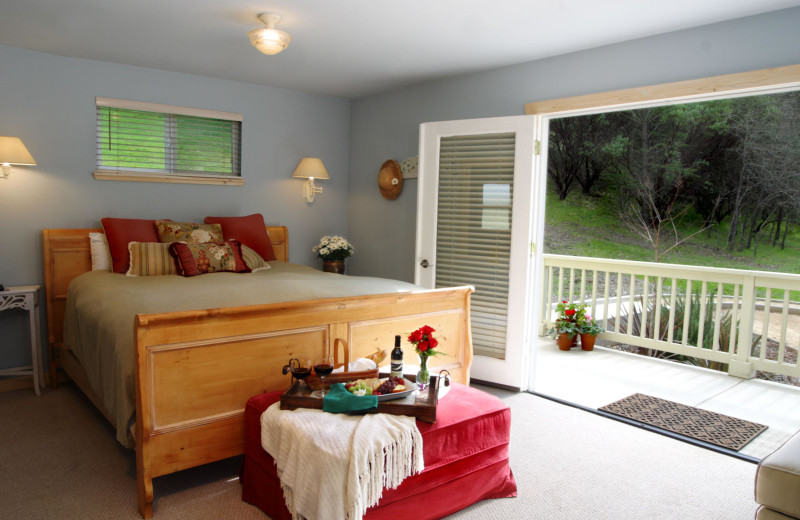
[95,97,242,178]
[435,132,515,359]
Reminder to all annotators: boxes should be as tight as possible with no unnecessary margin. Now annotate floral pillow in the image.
[168,240,250,277]
[155,220,224,244]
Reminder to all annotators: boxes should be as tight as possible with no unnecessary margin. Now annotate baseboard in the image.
[470,378,521,392]
[0,375,36,393]
[0,372,66,393]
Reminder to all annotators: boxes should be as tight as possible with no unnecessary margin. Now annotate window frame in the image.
[94,97,244,186]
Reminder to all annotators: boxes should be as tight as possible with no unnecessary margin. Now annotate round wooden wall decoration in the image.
[378,159,403,200]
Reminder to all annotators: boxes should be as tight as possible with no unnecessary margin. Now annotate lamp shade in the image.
[292,158,329,180]
[0,136,36,165]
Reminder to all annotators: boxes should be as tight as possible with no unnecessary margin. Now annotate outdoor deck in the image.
[532,338,800,460]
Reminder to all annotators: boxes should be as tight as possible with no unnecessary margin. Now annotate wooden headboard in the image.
[41,226,289,354]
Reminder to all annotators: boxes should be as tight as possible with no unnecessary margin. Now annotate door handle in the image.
[420,259,432,268]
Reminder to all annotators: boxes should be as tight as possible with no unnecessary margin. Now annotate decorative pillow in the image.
[204,214,277,261]
[241,244,271,273]
[101,218,162,274]
[89,232,111,271]
[168,240,250,277]
[126,242,178,277]
[155,220,223,244]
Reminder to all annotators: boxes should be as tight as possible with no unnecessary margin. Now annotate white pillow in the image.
[89,232,111,271]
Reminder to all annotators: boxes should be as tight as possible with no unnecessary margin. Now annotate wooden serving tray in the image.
[280,373,441,423]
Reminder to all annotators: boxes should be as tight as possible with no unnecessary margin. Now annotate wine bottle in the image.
[390,335,403,378]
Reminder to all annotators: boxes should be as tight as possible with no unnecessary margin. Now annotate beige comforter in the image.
[63,261,420,447]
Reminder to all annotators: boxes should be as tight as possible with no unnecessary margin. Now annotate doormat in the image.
[598,393,767,451]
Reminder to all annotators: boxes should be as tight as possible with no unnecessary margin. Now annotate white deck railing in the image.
[540,254,800,380]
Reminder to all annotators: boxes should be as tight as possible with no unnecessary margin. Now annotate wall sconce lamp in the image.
[0,136,36,179]
[292,157,329,204]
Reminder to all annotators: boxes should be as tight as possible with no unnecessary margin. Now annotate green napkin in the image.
[323,383,378,413]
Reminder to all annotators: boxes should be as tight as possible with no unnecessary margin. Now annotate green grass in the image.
[543,184,800,300]
[544,186,800,272]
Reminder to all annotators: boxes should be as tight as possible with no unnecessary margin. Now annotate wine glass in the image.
[289,358,312,392]
[312,352,334,398]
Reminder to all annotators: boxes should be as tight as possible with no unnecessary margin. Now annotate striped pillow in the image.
[126,242,178,277]
[241,244,271,272]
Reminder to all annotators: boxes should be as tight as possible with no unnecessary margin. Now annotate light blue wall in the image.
[2,7,799,374]
[0,44,350,369]
[346,7,800,282]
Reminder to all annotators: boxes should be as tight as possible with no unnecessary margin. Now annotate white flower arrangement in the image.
[312,235,354,261]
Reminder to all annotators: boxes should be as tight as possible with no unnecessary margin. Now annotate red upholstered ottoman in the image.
[241,383,516,520]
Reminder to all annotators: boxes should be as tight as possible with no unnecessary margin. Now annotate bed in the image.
[42,226,474,519]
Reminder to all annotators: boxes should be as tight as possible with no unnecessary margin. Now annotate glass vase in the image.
[417,355,430,390]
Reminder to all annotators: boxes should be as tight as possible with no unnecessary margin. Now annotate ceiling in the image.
[1,0,798,99]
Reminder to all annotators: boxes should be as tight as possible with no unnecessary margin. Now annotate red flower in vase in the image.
[408,326,441,357]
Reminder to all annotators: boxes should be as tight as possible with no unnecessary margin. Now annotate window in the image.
[94,97,243,185]
[482,183,511,230]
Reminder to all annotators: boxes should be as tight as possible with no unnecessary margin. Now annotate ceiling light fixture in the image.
[248,13,292,56]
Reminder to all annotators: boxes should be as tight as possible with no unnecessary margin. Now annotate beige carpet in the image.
[0,382,759,519]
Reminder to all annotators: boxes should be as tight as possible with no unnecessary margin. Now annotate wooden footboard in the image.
[134,286,473,518]
[42,227,473,519]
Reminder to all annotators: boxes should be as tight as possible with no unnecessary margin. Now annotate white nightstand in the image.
[0,285,43,395]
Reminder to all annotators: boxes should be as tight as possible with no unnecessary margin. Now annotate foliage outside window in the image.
[94,97,243,185]
[546,91,800,261]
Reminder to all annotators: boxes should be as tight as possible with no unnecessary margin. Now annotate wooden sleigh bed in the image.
[42,226,474,519]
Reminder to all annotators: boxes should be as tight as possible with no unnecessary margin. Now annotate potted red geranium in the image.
[549,301,586,350]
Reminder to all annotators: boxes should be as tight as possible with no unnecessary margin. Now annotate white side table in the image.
[0,285,43,395]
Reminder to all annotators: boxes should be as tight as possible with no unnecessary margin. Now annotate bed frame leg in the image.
[138,472,153,519]
[49,360,58,389]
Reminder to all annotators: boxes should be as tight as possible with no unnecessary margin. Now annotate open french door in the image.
[415,115,543,389]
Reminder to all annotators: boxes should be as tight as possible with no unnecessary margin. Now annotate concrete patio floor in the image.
[531,338,800,459]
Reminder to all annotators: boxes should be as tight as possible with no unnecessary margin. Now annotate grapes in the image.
[374,379,397,395]
[347,376,405,396]
[374,376,404,395]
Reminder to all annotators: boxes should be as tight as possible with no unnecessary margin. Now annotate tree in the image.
[607,104,728,261]
[547,113,624,199]
[547,117,581,200]
[726,92,800,253]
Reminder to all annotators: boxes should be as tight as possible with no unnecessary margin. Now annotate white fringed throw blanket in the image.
[261,403,424,520]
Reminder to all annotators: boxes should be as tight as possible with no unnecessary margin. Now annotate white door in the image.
[415,116,542,389]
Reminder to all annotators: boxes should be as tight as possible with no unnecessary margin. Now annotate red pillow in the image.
[204,214,276,261]
[168,240,251,277]
[101,218,161,274]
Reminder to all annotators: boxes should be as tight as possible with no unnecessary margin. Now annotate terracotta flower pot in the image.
[580,333,597,351]
[556,333,576,351]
